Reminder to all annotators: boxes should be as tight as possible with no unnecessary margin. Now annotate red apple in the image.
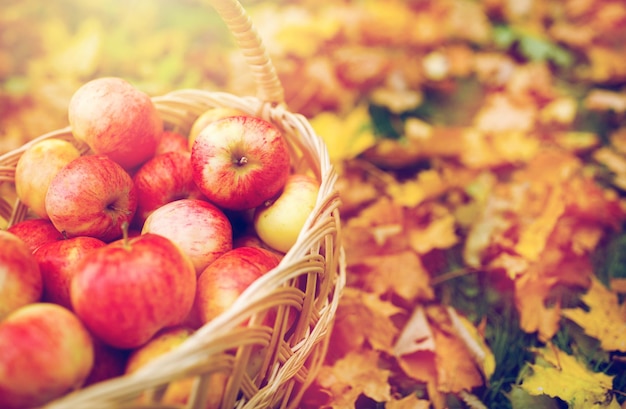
[155,130,189,155]
[45,154,137,242]
[14,138,82,219]
[193,246,281,325]
[0,303,94,409]
[7,218,64,253]
[68,77,163,170]
[71,233,197,349]
[142,198,233,275]
[191,115,291,211]
[132,151,205,227]
[0,231,42,320]
[33,236,106,310]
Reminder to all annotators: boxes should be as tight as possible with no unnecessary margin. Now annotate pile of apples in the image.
[0,77,321,409]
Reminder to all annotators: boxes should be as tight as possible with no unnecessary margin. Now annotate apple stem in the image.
[236,156,248,166]
[121,221,130,249]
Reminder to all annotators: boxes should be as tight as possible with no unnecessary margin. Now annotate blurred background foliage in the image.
[2,1,626,408]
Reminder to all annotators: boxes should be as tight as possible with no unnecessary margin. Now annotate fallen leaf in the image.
[520,344,620,409]
[328,288,403,359]
[406,201,459,254]
[473,93,536,134]
[432,319,485,393]
[562,277,626,352]
[514,185,565,262]
[447,307,496,380]
[310,104,378,163]
[514,271,562,341]
[349,250,434,303]
[394,305,435,357]
[315,349,391,408]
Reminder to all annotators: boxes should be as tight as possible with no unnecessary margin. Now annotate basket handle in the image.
[208,0,285,106]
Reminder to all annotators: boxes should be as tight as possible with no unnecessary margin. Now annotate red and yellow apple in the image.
[7,218,64,253]
[14,138,82,219]
[33,236,106,310]
[45,154,137,242]
[132,151,205,227]
[193,246,281,325]
[68,77,163,170]
[254,173,319,253]
[142,198,233,275]
[71,233,197,349]
[191,115,291,211]
[0,303,94,409]
[124,326,226,408]
[188,106,248,150]
[0,231,42,320]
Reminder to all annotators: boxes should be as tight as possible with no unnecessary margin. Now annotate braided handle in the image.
[208,0,285,106]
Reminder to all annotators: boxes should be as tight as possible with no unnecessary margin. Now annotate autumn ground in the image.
[1,0,626,408]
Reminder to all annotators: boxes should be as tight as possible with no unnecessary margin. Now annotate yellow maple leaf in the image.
[385,169,447,208]
[310,104,377,163]
[562,277,626,352]
[406,202,459,255]
[520,344,620,409]
[514,185,565,262]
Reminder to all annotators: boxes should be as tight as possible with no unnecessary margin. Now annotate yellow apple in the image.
[125,326,226,408]
[188,106,248,150]
[15,138,81,219]
[253,174,319,253]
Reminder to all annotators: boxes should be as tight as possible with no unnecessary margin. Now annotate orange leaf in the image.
[406,202,459,254]
[315,350,391,408]
[328,288,403,359]
[514,185,565,262]
[349,250,434,302]
[514,273,561,341]
[432,322,485,394]
[397,350,438,388]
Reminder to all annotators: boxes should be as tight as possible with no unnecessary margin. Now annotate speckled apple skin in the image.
[45,155,137,243]
[193,246,281,325]
[191,115,291,211]
[0,231,42,320]
[71,233,197,349]
[0,303,94,409]
[68,77,163,170]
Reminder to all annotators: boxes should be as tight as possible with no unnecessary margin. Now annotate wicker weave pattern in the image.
[0,1,344,408]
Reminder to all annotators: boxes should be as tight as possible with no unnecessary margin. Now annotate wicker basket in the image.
[0,0,345,408]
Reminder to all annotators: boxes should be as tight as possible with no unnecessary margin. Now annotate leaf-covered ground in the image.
[2,1,626,408]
